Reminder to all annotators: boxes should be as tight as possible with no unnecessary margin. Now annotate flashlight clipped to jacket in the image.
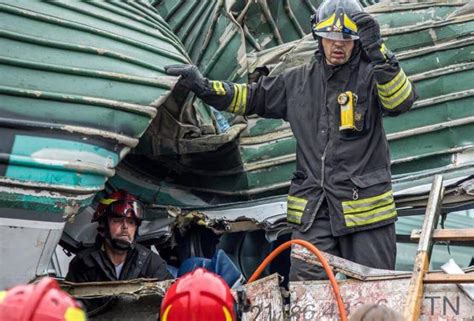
[338,91,359,132]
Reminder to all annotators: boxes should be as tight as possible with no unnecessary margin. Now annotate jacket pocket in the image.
[342,168,396,228]
[350,167,391,188]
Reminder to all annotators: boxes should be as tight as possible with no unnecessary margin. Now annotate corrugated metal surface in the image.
[0,0,184,214]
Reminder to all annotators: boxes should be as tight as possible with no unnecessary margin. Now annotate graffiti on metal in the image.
[240,274,285,321]
[289,278,474,321]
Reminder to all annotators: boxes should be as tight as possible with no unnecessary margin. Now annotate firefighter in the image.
[165,0,416,280]
[0,277,87,321]
[160,268,237,321]
[65,190,172,314]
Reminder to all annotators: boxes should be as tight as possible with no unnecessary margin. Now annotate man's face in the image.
[107,216,137,244]
[321,38,355,65]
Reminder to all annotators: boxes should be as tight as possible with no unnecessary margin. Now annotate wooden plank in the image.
[403,175,444,321]
[411,228,474,241]
[424,273,474,284]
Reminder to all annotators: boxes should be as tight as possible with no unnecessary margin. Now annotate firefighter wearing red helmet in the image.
[0,277,86,321]
[160,268,237,321]
[65,190,172,315]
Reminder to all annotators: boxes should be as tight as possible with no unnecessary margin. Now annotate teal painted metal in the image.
[0,0,186,215]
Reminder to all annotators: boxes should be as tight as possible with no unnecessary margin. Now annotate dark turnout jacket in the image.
[66,243,172,314]
[203,49,416,236]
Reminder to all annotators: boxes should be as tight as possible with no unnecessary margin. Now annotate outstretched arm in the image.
[165,65,288,119]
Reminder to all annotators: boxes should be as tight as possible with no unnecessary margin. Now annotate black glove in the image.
[351,12,388,64]
[165,64,211,97]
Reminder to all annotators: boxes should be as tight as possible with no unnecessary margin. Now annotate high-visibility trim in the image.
[377,69,407,97]
[343,14,357,33]
[161,305,172,321]
[223,306,234,321]
[287,203,305,211]
[211,81,226,95]
[288,195,307,204]
[315,13,336,31]
[233,84,243,113]
[228,84,248,114]
[64,307,87,321]
[342,190,394,214]
[99,198,117,205]
[379,80,413,110]
[228,84,240,113]
[287,195,307,224]
[287,209,303,217]
[287,211,303,224]
[342,190,392,209]
[345,206,397,227]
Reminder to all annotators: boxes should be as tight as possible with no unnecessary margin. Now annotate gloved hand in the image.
[165,64,210,97]
[351,12,387,64]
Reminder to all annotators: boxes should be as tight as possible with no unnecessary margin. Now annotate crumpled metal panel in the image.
[0,0,182,214]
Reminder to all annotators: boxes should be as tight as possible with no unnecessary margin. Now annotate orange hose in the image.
[247,239,347,321]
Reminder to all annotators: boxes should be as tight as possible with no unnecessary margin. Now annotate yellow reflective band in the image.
[0,291,6,303]
[287,195,308,205]
[99,198,117,205]
[345,209,397,227]
[239,84,248,114]
[287,209,303,217]
[234,84,243,114]
[223,306,233,321]
[342,191,394,214]
[64,307,87,321]
[287,203,305,211]
[212,81,226,95]
[344,202,396,219]
[379,80,412,109]
[228,84,239,113]
[343,190,393,208]
[315,13,336,31]
[343,14,357,32]
[287,212,302,224]
[377,70,407,97]
[161,305,172,321]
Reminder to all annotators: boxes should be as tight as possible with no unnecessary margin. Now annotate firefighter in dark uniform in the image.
[165,0,417,280]
[66,190,172,314]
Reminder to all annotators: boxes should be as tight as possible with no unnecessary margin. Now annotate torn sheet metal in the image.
[61,274,284,321]
[61,279,173,299]
[289,277,474,321]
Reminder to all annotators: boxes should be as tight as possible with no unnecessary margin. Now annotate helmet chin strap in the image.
[109,237,135,251]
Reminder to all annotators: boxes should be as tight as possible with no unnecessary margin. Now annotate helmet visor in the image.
[107,200,144,220]
[314,31,358,41]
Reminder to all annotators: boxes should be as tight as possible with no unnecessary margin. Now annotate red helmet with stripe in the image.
[160,268,237,321]
[0,277,87,321]
[92,189,144,226]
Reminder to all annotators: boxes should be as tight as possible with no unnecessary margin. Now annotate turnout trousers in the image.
[289,202,396,281]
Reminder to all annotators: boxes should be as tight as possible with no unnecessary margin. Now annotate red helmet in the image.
[160,268,237,321]
[0,277,87,321]
[92,189,144,225]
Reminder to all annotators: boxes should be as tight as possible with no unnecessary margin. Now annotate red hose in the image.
[247,239,347,321]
